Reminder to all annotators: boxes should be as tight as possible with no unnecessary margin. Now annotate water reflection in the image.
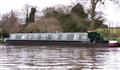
[0,45,120,70]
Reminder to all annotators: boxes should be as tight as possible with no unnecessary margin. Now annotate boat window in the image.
[83,35,87,39]
[33,35,38,40]
[10,34,15,39]
[37,35,41,40]
[79,34,82,40]
[74,34,79,40]
[47,34,52,40]
[62,34,67,40]
[66,34,74,40]
[15,35,21,39]
[26,35,34,39]
[57,34,62,40]
[52,34,58,40]
[41,34,45,40]
[26,35,29,39]
[79,33,88,41]
[83,34,89,41]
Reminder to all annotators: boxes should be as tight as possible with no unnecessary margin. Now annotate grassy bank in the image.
[116,38,120,42]
[96,28,120,42]
[96,28,120,34]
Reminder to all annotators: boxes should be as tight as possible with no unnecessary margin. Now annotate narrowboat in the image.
[4,32,109,47]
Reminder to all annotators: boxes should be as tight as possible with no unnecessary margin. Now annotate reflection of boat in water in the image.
[5,32,109,47]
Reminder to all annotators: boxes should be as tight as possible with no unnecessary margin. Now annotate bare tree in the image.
[72,0,104,30]
[22,4,38,25]
[21,4,32,24]
[23,17,63,32]
[73,0,120,29]
[22,4,30,24]
[90,0,103,29]
[1,11,21,33]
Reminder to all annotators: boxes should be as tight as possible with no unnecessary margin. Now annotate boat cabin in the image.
[8,33,90,42]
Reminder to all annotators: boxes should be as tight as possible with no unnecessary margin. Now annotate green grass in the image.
[116,38,120,42]
[96,28,120,34]
[108,29,120,34]
[96,28,120,41]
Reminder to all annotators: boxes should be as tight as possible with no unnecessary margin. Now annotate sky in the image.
[0,0,73,14]
[0,0,120,27]
[103,0,120,27]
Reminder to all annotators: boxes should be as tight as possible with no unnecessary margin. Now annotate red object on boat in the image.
[109,41,120,47]
[109,43,119,47]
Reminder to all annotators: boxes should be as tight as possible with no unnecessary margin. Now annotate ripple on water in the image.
[0,46,120,70]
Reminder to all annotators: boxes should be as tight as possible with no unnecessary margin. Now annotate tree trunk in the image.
[90,0,96,30]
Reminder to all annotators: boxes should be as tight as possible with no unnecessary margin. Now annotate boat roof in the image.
[10,32,88,35]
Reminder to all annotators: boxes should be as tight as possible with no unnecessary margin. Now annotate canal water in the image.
[0,45,120,70]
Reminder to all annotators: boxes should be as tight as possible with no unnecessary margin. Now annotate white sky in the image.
[0,0,120,27]
[103,0,120,27]
[0,0,73,14]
